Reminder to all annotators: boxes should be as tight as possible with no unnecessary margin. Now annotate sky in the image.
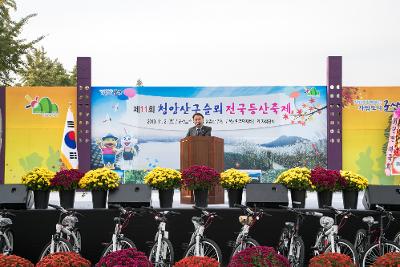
[14,0,400,86]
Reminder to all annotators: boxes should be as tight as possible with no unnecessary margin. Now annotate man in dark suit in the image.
[186,112,212,136]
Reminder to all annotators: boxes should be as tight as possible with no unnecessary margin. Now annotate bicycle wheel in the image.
[231,237,259,258]
[291,236,305,267]
[0,229,13,254]
[102,236,136,257]
[149,238,174,267]
[325,238,358,265]
[277,227,290,258]
[362,241,400,267]
[185,238,222,263]
[39,237,73,260]
[393,231,400,246]
[354,229,367,260]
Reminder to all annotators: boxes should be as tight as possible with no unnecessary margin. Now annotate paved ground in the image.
[48,190,367,210]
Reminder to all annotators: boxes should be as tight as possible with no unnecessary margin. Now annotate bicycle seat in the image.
[0,217,12,227]
[362,216,378,225]
[285,222,295,228]
[191,216,202,224]
[114,217,124,223]
[239,215,253,225]
[62,215,78,227]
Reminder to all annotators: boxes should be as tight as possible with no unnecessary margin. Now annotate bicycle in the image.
[277,203,322,267]
[101,205,138,257]
[230,204,270,258]
[393,231,400,246]
[184,206,223,263]
[142,206,180,267]
[354,205,400,267]
[0,209,15,255]
[39,204,82,260]
[311,206,358,265]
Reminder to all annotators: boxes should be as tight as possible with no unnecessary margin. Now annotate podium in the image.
[180,136,224,204]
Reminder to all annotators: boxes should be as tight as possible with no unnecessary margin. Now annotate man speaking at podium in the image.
[186,113,212,137]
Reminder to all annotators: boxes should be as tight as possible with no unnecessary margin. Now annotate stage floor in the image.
[48,190,368,209]
[10,204,400,266]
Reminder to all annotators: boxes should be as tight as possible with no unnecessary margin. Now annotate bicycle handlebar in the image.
[306,211,323,217]
[48,204,68,213]
[375,205,395,220]
[234,204,254,215]
[0,211,15,217]
[168,211,181,215]
[192,206,222,219]
[48,204,84,217]
[323,205,353,217]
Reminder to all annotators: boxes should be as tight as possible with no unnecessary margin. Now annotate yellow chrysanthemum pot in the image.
[340,170,368,209]
[144,167,182,208]
[220,169,251,207]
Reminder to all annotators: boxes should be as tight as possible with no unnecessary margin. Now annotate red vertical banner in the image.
[386,109,400,175]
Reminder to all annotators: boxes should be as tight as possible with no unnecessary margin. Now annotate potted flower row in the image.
[21,167,120,209]
[275,167,369,209]
[145,166,251,208]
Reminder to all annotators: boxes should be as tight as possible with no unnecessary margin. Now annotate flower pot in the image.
[159,189,174,208]
[342,190,358,209]
[227,188,243,208]
[34,190,50,209]
[92,190,108,208]
[194,189,208,208]
[59,190,76,209]
[290,189,306,208]
[317,191,333,209]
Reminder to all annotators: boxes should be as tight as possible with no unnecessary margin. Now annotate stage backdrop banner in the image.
[5,87,77,184]
[91,86,327,183]
[342,86,400,185]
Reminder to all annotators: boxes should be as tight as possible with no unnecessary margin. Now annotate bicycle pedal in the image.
[145,241,154,247]
[101,242,109,246]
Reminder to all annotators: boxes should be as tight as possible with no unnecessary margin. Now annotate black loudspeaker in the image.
[108,184,151,208]
[0,184,34,209]
[363,185,400,211]
[246,183,288,208]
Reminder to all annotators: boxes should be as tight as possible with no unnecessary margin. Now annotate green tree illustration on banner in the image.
[46,146,61,171]
[19,153,44,172]
[356,147,374,180]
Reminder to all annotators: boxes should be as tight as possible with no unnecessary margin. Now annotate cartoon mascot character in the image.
[97,133,118,169]
[119,131,139,171]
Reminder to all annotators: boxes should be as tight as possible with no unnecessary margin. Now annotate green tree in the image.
[19,47,76,86]
[0,0,43,85]
[69,64,77,86]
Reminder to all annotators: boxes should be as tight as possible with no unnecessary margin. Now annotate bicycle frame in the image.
[279,206,320,262]
[0,228,12,254]
[189,209,216,257]
[313,209,351,254]
[154,221,168,262]
[315,225,339,253]
[358,207,394,251]
[110,209,134,252]
[111,221,122,251]
[190,220,205,256]
[287,213,303,259]
[48,204,80,254]
[234,224,250,247]
[233,205,265,251]
[0,211,14,255]
[50,223,79,253]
